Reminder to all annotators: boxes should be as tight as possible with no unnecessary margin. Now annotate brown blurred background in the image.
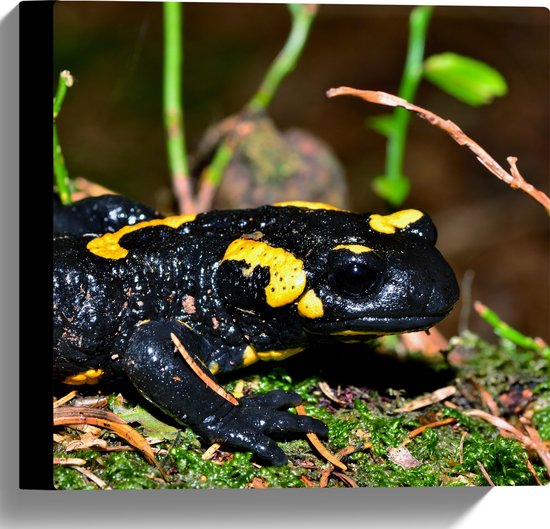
[53,3,549,342]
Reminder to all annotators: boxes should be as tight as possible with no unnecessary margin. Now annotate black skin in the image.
[54,195,459,466]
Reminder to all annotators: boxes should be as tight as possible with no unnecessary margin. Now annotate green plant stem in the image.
[475,301,549,357]
[385,6,433,190]
[203,143,235,188]
[163,2,192,212]
[198,5,317,209]
[247,4,317,113]
[53,70,74,205]
[53,70,72,118]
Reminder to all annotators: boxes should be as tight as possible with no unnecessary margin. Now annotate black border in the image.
[19,0,55,490]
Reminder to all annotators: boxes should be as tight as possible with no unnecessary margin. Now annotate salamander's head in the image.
[292,208,459,339]
[216,204,459,341]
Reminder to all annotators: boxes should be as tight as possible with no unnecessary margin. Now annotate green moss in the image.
[532,382,550,441]
[454,331,549,395]
[99,452,158,489]
[54,326,549,489]
[354,400,417,454]
[533,407,550,441]
[166,447,305,489]
[454,434,539,486]
[53,465,94,490]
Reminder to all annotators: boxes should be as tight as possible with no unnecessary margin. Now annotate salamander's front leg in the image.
[122,321,327,466]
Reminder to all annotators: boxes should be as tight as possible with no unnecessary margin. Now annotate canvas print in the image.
[51,2,549,489]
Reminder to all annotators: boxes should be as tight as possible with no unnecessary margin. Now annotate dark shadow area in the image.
[249,342,456,397]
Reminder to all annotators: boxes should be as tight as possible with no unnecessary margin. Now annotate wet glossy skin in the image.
[54,196,459,465]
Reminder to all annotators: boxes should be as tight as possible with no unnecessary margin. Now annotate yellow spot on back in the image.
[297,289,324,319]
[222,239,306,307]
[333,244,373,254]
[242,345,259,367]
[63,368,104,386]
[240,343,303,364]
[369,209,423,234]
[273,200,346,211]
[86,214,197,259]
[256,347,304,361]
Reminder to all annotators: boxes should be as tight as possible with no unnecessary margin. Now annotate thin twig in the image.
[520,416,550,477]
[467,409,550,477]
[201,442,222,461]
[295,404,347,471]
[170,333,239,406]
[524,457,544,486]
[458,430,467,464]
[332,472,360,488]
[54,406,166,477]
[53,390,78,408]
[53,457,86,466]
[402,417,457,446]
[319,465,332,487]
[395,386,456,413]
[476,460,496,486]
[468,376,501,417]
[318,381,347,405]
[72,465,111,489]
[327,87,550,214]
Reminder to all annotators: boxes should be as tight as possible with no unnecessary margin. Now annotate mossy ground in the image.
[53,328,549,489]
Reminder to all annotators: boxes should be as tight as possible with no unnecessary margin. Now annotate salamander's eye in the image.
[327,251,383,297]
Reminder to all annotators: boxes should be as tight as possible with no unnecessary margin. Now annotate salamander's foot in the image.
[195,390,328,466]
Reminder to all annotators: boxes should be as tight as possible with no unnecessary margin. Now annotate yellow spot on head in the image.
[63,368,104,386]
[297,289,324,319]
[331,330,380,336]
[333,244,373,254]
[273,200,346,211]
[86,214,196,259]
[369,209,423,234]
[222,239,306,307]
[256,347,304,361]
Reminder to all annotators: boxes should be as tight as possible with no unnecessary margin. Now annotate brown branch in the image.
[54,406,165,477]
[171,333,239,406]
[401,417,457,446]
[476,460,496,486]
[295,404,347,471]
[332,471,360,488]
[53,390,78,408]
[467,409,550,478]
[327,87,550,215]
[395,385,456,413]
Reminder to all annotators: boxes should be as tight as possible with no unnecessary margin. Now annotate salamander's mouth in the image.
[303,312,451,338]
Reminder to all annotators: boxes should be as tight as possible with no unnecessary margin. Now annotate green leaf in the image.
[367,114,397,138]
[424,52,508,106]
[111,401,179,440]
[372,174,410,207]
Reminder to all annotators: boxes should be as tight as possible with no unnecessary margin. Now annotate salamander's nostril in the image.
[409,284,427,301]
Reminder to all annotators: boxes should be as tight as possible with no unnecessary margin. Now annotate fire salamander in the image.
[54,195,459,465]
